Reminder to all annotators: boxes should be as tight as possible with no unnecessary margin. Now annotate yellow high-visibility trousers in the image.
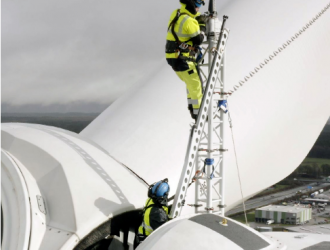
[175,61,202,115]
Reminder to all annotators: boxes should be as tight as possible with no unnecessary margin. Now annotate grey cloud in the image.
[2,0,231,112]
[2,0,172,109]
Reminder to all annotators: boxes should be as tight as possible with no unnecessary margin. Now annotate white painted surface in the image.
[137,214,278,250]
[81,0,330,213]
[1,123,147,249]
[262,232,330,250]
[2,150,48,250]
[140,220,243,250]
[1,150,31,250]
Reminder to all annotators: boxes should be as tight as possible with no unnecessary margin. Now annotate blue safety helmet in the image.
[194,0,205,8]
[148,178,170,205]
[152,181,170,198]
[180,0,204,14]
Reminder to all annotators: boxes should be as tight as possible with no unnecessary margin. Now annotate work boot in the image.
[192,114,198,122]
[188,105,195,120]
[192,109,199,122]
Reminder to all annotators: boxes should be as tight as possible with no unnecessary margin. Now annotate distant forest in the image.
[306,124,330,159]
[284,123,330,180]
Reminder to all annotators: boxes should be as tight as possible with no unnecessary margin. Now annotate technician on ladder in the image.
[136,179,171,245]
[165,0,207,121]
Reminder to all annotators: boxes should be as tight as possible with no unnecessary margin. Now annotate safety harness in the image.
[141,199,155,236]
[140,199,167,237]
[166,9,197,56]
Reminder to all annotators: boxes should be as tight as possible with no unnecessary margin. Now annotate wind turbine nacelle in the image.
[1,123,147,250]
[137,213,284,250]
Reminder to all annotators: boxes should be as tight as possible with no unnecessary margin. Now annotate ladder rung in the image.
[199,143,222,146]
[198,144,223,147]
[212,199,222,202]
[197,154,222,158]
[198,198,222,203]
[196,177,222,180]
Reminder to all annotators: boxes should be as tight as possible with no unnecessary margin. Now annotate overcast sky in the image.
[7,0,326,115]
[1,0,187,113]
[2,0,233,113]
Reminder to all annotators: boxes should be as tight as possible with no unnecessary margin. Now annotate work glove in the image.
[196,15,207,32]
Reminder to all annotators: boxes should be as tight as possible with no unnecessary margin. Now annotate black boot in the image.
[188,105,194,119]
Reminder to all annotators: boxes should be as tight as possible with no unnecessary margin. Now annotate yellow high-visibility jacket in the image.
[166,3,204,71]
[138,198,169,236]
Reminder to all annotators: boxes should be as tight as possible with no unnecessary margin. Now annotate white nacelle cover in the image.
[262,232,330,250]
[1,123,147,250]
[137,214,279,250]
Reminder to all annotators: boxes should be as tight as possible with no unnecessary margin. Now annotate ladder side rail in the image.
[170,29,229,218]
[219,51,226,215]
[205,15,219,214]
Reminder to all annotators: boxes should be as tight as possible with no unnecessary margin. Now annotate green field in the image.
[230,212,255,224]
[301,157,330,167]
[272,184,289,191]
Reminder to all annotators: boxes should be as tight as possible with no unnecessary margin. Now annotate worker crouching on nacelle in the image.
[136,179,171,245]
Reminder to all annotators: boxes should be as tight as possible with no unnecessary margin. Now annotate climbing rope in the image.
[109,155,150,186]
[228,2,330,95]
[227,107,249,226]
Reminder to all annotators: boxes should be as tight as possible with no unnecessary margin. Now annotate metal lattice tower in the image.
[170,4,229,218]
[195,17,228,216]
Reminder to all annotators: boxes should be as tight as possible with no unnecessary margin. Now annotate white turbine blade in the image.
[81,0,330,212]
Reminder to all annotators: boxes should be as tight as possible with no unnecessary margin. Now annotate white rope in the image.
[227,108,249,226]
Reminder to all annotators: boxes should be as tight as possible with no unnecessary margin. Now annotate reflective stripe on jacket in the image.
[166,3,200,59]
[138,198,169,236]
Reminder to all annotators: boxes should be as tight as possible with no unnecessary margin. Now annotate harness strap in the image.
[179,55,196,62]
[141,200,167,236]
[166,40,195,54]
[168,9,184,44]
[142,199,153,236]
[168,9,196,53]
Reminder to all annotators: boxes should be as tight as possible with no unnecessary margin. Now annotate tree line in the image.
[293,164,330,179]
[306,123,330,159]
